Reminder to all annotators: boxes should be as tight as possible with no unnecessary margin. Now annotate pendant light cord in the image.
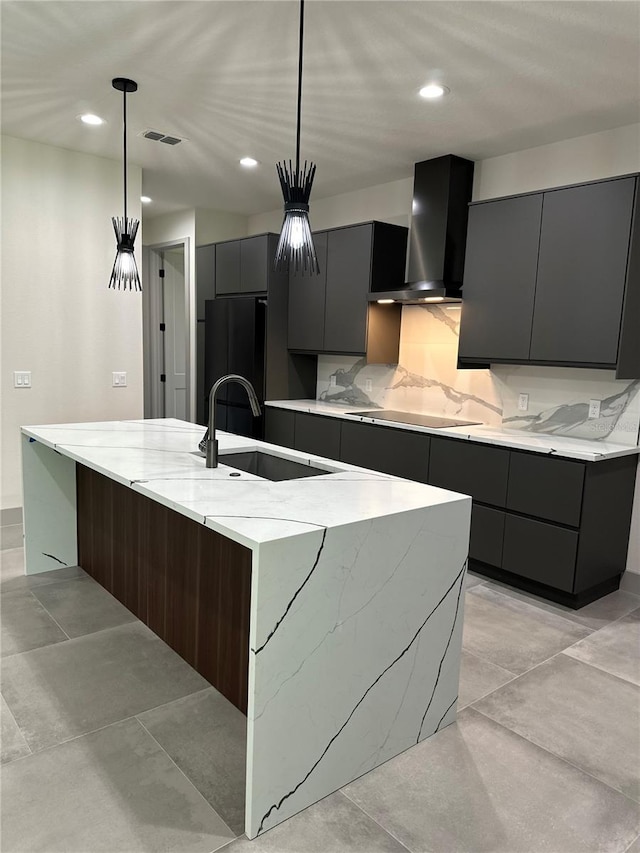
[123,88,128,226]
[295,0,305,178]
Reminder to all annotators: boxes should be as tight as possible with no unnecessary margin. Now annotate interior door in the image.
[162,248,187,420]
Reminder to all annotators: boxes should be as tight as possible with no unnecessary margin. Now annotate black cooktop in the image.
[349,410,482,429]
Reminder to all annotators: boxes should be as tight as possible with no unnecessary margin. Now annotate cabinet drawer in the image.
[340,421,429,481]
[264,408,296,449]
[502,515,578,592]
[294,413,341,460]
[428,438,510,506]
[507,453,584,527]
[469,505,505,567]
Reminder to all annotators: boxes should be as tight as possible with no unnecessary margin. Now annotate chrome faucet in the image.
[199,374,262,468]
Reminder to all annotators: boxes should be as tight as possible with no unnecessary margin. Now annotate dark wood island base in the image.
[76,464,252,713]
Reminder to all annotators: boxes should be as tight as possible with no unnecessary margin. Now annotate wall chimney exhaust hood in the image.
[368,154,475,305]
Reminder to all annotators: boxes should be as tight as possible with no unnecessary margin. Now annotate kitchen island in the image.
[21,418,471,839]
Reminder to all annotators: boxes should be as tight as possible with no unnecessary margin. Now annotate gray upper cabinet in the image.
[240,235,270,293]
[458,194,543,362]
[529,177,636,366]
[287,221,407,361]
[288,231,328,352]
[214,235,271,295]
[323,225,372,354]
[215,240,241,294]
[458,173,640,378]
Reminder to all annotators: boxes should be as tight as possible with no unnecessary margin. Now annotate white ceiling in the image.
[2,1,639,217]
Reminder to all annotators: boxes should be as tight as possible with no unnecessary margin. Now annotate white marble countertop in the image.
[21,418,468,549]
[265,399,640,462]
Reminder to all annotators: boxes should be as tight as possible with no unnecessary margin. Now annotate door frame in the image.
[142,238,191,421]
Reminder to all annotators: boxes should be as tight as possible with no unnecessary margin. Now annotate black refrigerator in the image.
[203,297,266,439]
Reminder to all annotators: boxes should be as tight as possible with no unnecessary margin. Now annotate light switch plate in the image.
[112,372,127,387]
[329,375,337,388]
[517,393,529,412]
[365,379,373,393]
[588,399,601,419]
[14,371,31,388]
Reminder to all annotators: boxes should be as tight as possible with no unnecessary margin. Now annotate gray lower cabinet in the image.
[340,421,429,481]
[502,515,579,593]
[506,453,585,527]
[264,408,296,450]
[469,505,505,568]
[263,407,637,607]
[294,413,341,460]
[428,437,510,506]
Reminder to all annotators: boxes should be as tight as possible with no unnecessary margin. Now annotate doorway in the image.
[142,240,191,421]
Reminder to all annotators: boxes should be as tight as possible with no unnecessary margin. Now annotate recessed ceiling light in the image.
[79,113,105,125]
[140,196,152,204]
[240,157,259,168]
[419,84,449,100]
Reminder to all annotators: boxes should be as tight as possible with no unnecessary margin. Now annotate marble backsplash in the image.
[316,305,640,447]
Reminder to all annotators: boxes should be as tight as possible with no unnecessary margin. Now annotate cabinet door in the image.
[458,195,543,361]
[323,225,372,354]
[502,515,578,592]
[240,236,269,294]
[428,438,510,507]
[469,505,505,567]
[507,453,585,527]
[264,408,296,449]
[294,413,341,460]
[529,178,636,365]
[215,241,241,295]
[288,231,328,351]
[340,421,430,481]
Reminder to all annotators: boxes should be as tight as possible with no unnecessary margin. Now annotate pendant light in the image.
[274,0,319,275]
[109,77,141,291]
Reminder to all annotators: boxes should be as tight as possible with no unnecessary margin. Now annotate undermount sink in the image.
[220,451,332,481]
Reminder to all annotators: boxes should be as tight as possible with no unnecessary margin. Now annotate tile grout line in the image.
[339,788,413,852]
[0,695,32,761]
[25,588,72,641]
[470,704,640,807]
[134,716,239,842]
[624,833,640,853]
[1,685,215,766]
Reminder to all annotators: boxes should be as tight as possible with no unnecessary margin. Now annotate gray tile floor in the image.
[2,524,639,853]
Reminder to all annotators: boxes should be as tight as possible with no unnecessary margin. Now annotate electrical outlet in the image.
[517,393,529,412]
[14,371,31,388]
[365,378,373,393]
[112,372,127,387]
[588,399,601,419]
[329,375,337,388]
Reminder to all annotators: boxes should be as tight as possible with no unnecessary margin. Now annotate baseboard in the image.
[619,571,640,597]
[0,506,23,526]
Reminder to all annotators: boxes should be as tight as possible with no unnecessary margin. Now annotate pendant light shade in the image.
[274,0,319,275]
[109,77,141,291]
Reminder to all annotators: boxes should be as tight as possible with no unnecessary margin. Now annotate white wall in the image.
[1,135,143,511]
[195,208,247,245]
[473,123,640,201]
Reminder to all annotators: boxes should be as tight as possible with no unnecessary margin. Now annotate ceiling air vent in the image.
[141,130,184,145]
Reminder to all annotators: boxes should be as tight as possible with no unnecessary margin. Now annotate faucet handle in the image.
[199,429,208,454]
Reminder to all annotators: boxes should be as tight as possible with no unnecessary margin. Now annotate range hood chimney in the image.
[369,154,475,305]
